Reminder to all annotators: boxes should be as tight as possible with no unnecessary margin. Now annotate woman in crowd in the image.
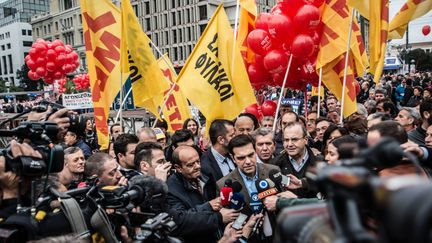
[325,135,360,164]
[322,125,349,154]
[183,118,200,144]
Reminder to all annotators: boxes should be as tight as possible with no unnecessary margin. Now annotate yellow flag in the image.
[121,0,169,118]
[318,0,361,117]
[157,55,192,132]
[80,0,124,149]
[238,0,257,64]
[312,85,324,98]
[389,0,432,39]
[177,5,256,128]
[348,0,389,82]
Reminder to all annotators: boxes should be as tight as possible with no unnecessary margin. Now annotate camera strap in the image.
[90,206,118,243]
[59,197,90,239]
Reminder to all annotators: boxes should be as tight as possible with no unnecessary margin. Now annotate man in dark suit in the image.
[167,146,238,243]
[271,122,318,198]
[201,119,237,182]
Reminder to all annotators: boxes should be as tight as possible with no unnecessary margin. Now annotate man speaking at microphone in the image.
[216,135,280,241]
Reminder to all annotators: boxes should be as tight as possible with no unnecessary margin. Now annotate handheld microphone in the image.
[220,179,233,207]
[229,181,245,210]
[269,169,290,192]
[249,192,263,213]
[255,179,278,200]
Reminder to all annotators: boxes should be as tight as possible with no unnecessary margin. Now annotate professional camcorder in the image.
[276,138,432,243]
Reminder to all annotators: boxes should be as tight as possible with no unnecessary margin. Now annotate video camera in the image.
[276,138,432,243]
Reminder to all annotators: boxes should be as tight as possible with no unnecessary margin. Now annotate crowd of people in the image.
[1,71,432,242]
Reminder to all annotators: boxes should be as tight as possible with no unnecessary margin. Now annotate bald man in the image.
[235,115,255,135]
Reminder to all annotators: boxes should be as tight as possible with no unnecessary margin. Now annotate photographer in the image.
[84,153,127,186]
[114,134,140,179]
[134,142,172,182]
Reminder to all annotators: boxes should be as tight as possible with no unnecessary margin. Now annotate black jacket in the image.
[201,149,232,182]
[408,126,426,146]
[166,172,221,243]
[270,147,317,198]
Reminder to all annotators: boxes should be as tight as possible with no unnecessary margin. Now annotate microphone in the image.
[220,179,233,207]
[127,175,168,211]
[229,181,245,210]
[255,179,278,200]
[249,192,263,213]
[269,169,290,192]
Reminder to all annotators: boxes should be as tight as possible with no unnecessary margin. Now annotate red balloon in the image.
[279,0,306,17]
[291,34,314,58]
[422,25,431,36]
[35,67,46,77]
[247,29,274,55]
[245,104,263,121]
[46,49,57,61]
[263,49,288,74]
[34,43,47,55]
[28,71,40,80]
[46,62,56,72]
[261,100,277,116]
[55,45,66,54]
[268,14,295,45]
[53,71,63,79]
[71,52,79,61]
[55,54,67,66]
[26,59,37,70]
[45,77,54,85]
[51,39,64,48]
[293,4,320,32]
[29,48,39,59]
[255,13,272,31]
[35,57,46,67]
[248,63,271,84]
[65,45,73,53]
[299,60,318,82]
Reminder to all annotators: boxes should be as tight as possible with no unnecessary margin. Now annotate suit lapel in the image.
[230,169,250,205]
[208,150,224,180]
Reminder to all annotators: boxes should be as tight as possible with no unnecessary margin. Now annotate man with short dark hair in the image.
[114,134,140,178]
[271,122,317,198]
[165,129,197,162]
[85,152,127,186]
[367,121,408,146]
[134,142,171,182]
[64,131,92,159]
[313,118,332,151]
[275,111,299,154]
[201,119,236,181]
[374,88,387,102]
[110,123,123,141]
[59,147,85,188]
[167,146,237,243]
[409,99,432,145]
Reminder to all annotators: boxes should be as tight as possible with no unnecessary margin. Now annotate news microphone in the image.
[250,192,263,213]
[229,181,245,210]
[220,179,233,207]
[269,169,290,192]
[255,179,278,200]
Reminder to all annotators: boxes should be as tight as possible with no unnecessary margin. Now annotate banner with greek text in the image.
[62,92,93,110]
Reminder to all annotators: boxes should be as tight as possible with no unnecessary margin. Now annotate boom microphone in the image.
[127,175,168,212]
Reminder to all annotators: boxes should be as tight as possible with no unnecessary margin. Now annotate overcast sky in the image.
[389,0,432,46]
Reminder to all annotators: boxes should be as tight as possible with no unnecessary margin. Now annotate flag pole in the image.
[317,67,323,118]
[231,0,241,75]
[114,87,133,123]
[339,9,355,125]
[150,40,178,83]
[272,54,294,133]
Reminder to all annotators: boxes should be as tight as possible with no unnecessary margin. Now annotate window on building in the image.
[171,12,176,25]
[44,26,47,34]
[5,32,10,38]
[10,77,14,84]
[7,44,10,49]
[79,14,82,24]
[64,0,72,10]
[48,24,51,33]
[173,47,178,60]
[199,24,207,34]
[145,18,151,31]
[22,29,26,35]
[199,5,207,20]
[172,30,177,42]
[23,41,32,47]
[55,22,58,31]
[27,30,31,35]
[36,28,39,36]
[145,1,150,14]
[179,29,182,42]
[3,56,7,74]
[0,58,2,75]
[79,31,84,44]
[8,55,12,74]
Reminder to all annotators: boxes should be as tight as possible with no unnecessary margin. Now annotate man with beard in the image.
[409,99,432,145]
[201,119,236,181]
[59,147,86,189]
[114,134,140,179]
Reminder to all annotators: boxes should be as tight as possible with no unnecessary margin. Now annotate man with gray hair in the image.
[252,128,276,164]
[367,112,392,130]
[137,127,157,143]
[396,107,420,132]
[59,147,85,189]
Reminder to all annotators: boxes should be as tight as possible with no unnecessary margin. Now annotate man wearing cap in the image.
[153,128,167,148]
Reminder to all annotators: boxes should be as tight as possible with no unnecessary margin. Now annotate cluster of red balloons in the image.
[25,39,79,84]
[246,0,325,90]
[58,78,67,94]
[422,25,431,36]
[73,74,90,91]
[244,100,277,121]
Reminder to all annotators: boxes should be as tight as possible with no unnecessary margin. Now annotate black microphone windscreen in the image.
[269,169,282,184]
[231,181,242,192]
[225,179,233,187]
[255,179,270,193]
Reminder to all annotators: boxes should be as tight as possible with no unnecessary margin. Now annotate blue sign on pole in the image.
[113,77,135,110]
